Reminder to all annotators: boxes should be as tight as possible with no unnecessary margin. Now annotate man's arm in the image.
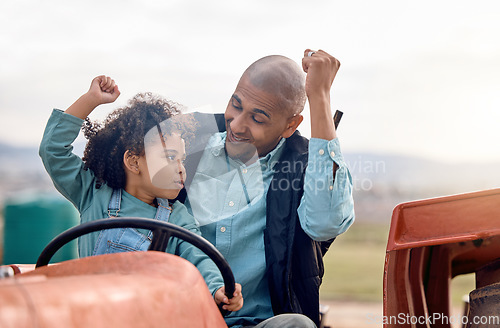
[298,49,355,241]
[301,49,340,141]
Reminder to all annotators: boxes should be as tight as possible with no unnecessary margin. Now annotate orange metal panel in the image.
[384,188,500,328]
[387,188,500,251]
[0,252,227,328]
[383,249,414,328]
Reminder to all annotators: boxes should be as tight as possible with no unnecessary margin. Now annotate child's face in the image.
[142,133,187,200]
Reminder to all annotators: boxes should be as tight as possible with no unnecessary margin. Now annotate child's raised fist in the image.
[88,75,120,106]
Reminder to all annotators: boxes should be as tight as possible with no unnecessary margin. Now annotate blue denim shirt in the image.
[39,109,225,296]
[92,189,172,255]
[185,132,355,327]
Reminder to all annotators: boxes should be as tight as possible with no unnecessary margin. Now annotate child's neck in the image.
[124,186,157,208]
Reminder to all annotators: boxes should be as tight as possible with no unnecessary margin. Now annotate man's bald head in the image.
[241,55,306,115]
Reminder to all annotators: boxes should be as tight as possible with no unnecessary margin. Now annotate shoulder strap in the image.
[155,198,172,221]
[108,189,122,218]
[108,188,171,221]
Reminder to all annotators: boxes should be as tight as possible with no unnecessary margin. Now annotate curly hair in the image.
[82,92,194,189]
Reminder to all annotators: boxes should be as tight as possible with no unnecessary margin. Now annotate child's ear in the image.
[123,150,140,174]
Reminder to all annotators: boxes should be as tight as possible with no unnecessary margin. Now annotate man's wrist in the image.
[308,93,337,139]
[307,90,330,108]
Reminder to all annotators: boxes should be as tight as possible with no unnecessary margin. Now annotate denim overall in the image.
[92,189,172,255]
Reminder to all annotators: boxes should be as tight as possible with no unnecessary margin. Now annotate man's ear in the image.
[123,150,140,174]
[281,114,304,139]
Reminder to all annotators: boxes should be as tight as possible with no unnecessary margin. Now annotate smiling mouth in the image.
[227,127,250,143]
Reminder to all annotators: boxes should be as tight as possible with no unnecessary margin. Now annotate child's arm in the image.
[39,76,120,212]
[65,75,120,119]
[214,283,243,311]
[168,202,244,311]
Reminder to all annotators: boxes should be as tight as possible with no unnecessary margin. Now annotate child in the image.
[39,75,242,311]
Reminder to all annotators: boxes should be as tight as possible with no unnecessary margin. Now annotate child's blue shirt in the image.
[39,109,224,296]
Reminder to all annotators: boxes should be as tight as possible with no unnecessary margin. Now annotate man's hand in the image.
[65,75,120,120]
[214,283,243,312]
[302,49,340,99]
[301,49,340,140]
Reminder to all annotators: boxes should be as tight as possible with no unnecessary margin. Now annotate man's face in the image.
[224,76,299,163]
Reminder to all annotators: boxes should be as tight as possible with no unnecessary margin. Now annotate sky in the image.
[1,0,499,164]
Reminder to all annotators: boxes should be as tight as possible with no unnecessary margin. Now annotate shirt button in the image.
[330,151,335,157]
[228,201,234,207]
[220,226,226,233]
[242,168,247,174]
[318,149,325,155]
[329,185,334,190]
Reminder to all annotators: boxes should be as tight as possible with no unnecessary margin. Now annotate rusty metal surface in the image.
[467,283,500,328]
[387,188,500,251]
[384,188,500,328]
[0,252,227,328]
[476,259,500,289]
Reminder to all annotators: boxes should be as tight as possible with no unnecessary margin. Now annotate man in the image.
[181,49,355,328]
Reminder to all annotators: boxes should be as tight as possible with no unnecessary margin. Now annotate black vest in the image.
[178,113,334,327]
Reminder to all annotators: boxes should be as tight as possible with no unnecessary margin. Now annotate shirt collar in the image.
[208,132,285,170]
[260,137,285,171]
[208,132,226,157]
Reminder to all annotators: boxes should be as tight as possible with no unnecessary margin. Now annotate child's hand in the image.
[214,283,243,312]
[65,75,121,120]
[87,75,120,106]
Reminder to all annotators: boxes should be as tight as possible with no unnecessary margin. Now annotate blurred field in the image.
[320,222,475,325]
[320,222,389,302]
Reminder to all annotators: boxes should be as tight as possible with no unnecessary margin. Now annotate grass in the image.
[320,222,476,307]
[450,273,475,306]
[320,223,389,303]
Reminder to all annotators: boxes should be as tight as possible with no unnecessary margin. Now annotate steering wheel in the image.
[36,217,235,305]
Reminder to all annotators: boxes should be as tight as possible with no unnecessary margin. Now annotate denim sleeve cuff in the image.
[309,137,346,167]
[298,137,355,240]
